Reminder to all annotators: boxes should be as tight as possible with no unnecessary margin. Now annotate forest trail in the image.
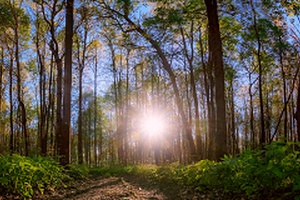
[33,176,202,200]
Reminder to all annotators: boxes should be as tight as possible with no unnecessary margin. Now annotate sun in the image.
[140,113,166,138]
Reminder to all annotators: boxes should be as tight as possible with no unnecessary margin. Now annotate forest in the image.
[1,0,300,199]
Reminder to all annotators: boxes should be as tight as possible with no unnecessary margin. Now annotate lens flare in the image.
[140,113,166,138]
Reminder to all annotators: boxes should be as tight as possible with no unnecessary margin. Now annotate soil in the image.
[0,176,291,199]
[1,176,207,200]
[39,176,207,200]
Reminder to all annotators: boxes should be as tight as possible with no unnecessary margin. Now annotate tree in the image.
[59,0,74,166]
[204,0,227,160]
[75,4,91,165]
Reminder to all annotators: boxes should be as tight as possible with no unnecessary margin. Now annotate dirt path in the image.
[31,176,203,200]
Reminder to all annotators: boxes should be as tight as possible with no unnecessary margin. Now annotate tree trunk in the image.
[180,23,202,160]
[124,48,130,165]
[250,0,265,147]
[279,37,287,142]
[0,48,3,146]
[13,12,29,156]
[249,74,255,148]
[199,26,211,159]
[297,74,300,142]
[205,0,227,160]
[94,54,101,166]
[78,69,83,164]
[35,14,48,155]
[60,0,74,166]
[49,55,55,156]
[9,52,14,154]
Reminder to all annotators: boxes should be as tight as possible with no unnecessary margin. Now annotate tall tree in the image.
[204,0,227,160]
[59,0,74,166]
[75,4,91,165]
[249,0,266,147]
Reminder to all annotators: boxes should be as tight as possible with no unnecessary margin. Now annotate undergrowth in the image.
[90,142,300,199]
[0,154,87,198]
[1,142,300,199]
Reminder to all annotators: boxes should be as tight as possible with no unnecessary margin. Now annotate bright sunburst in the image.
[140,113,166,138]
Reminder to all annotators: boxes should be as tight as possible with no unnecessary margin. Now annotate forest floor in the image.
[31,175,207,200]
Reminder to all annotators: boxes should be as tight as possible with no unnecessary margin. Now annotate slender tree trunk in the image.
[88,109,92,166]
[199,26,211,159]
[49,55,55,156]
[78,69,83,164]
[76,9,89,165]
[184,61,191,163]
[13,13,29,156]
[94,67,98,166]
[35,16,48,155]
[249,74,255,148]
[117,70,124,164]
[9,52,14,154]
[124,49,131,165]
[106,38,122,163]
[244,99,249,149]
[134,64,142,163]
[0,47,3,146]
[180,23,202,160]
[279,37,287,141]
[297,74,300,142]
[230,81,237,154]
[250,0,265,147]
[94,54,101,166]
